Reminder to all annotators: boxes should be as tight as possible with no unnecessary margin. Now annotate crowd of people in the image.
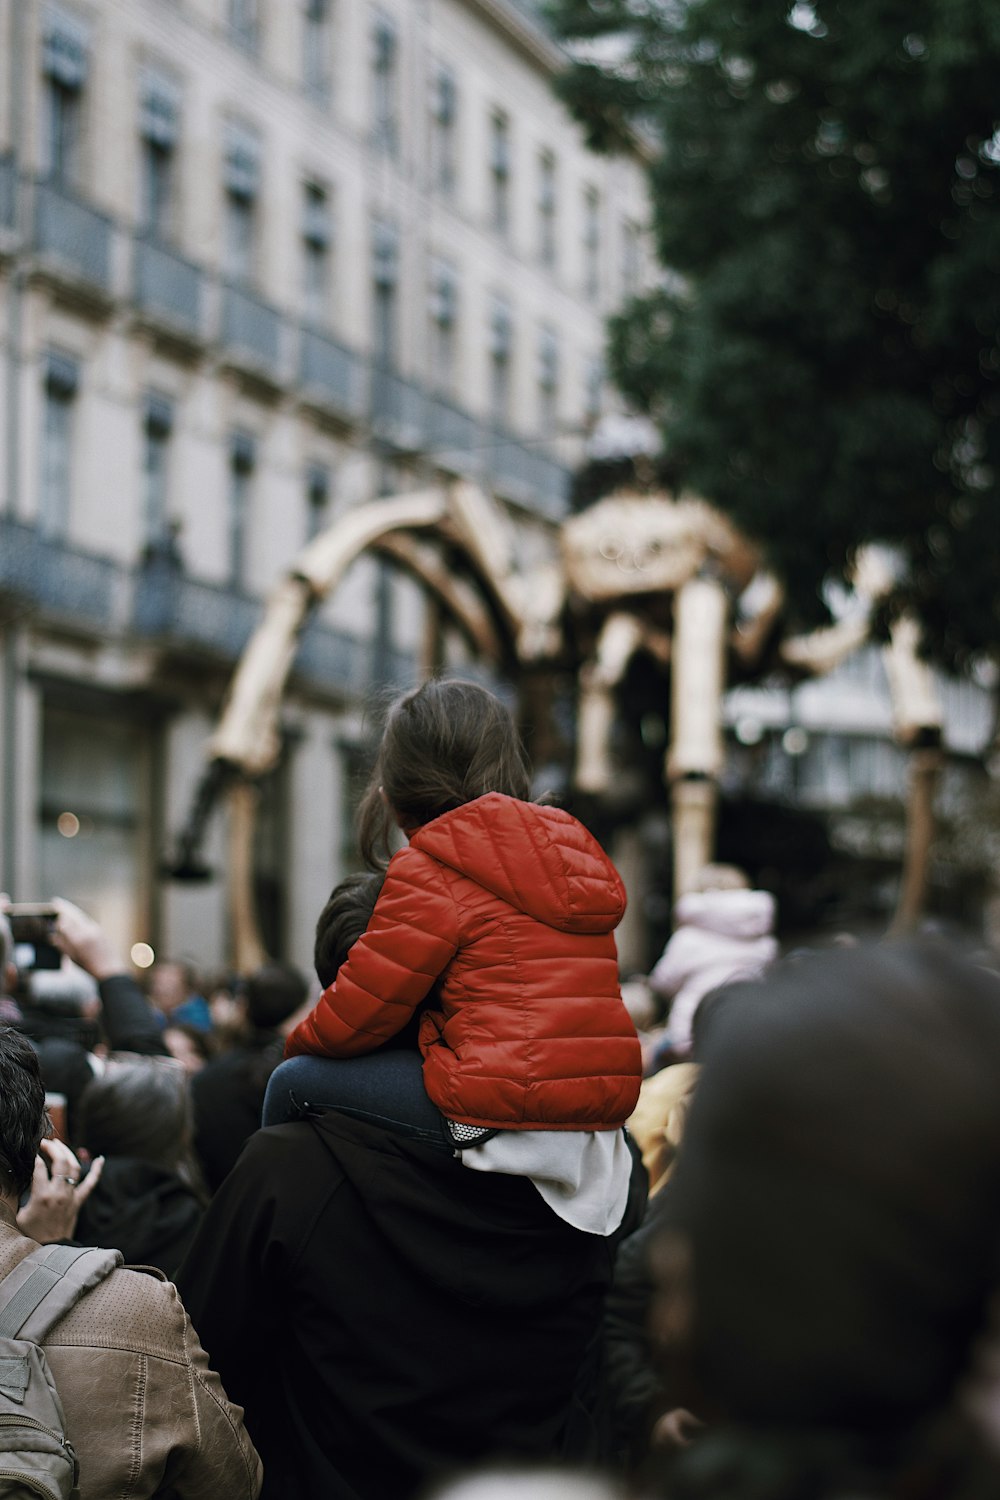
[0,677,998,1500]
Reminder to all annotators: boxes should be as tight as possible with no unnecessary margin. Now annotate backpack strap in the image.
[0,1245,122,1345]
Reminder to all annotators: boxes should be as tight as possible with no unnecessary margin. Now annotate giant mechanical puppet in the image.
[173,480,943,970]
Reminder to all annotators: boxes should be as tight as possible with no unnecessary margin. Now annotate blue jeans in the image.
[262,1051,454,1154]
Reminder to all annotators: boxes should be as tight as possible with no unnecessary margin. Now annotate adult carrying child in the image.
[267,678,643,1235]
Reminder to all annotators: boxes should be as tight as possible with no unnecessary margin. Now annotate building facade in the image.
[0,0,651,971]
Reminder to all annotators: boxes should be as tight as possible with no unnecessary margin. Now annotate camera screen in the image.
[9,914,62,972]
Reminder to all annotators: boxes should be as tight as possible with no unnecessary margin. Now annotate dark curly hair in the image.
[0,1026,49,1199]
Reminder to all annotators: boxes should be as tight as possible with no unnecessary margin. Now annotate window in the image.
[229,0,259,52]
[305,462,331,540]
[488,297,512,425]
[371,15,398,156]
[622,219,642,297]
[489,111,511,237]
[302,181,332,321]
[228,431,255,589]
[303,0,331,102]
[584,356,604,429]
[428,259,458,396]
[371,220,398,365]
[583,186,601,300]
[39,706,150,957]
[537,327,560,434]
[42,10,88,183]
[143,393,173,547]
[223,123,260,282]
[139,72,179,239]
[537,150,557,269]
[429,66,457,198]
[40,352,78,536]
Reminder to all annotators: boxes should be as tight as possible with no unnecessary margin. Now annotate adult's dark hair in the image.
[357,679,532,868]
[0,1026,49,1198]
[244,962,308,1031]
[78,1056,192,1172]
[314,872,385,989]
[658,942,1000,1493]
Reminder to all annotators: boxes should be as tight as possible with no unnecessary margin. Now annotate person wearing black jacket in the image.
[178,871,644,1500]
[191,962,307,1194]
[178,1108,622,1500]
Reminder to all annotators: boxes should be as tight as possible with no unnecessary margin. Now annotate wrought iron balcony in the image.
[0,518,124,631]
[297,619,375,696]
[424,395,486,479]
[134,237,203,340]
[221,282,284,383]
[132,552,391,695]
[33,178,113,296]
[132,555,259,662]
[488,429,571,519]
[370,366,428,451]
[300,326,367,421]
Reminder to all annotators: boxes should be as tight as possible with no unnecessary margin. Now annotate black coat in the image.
[177,1111,620,1500]
[191,1036,282,1194]
[75,1155,204,1278]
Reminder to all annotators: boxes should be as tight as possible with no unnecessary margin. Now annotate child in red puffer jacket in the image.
[267,679,642,1234]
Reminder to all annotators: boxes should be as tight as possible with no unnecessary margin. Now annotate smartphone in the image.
[7,904,62,972]
[45,1092,68,1144]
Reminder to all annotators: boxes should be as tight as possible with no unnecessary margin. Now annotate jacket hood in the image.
[75,1156,203,1276]
[674,887,776,940]
[410,793,626,935]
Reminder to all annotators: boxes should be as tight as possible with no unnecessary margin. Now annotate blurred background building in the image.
[0,0,651,969]
[2,0,995,977]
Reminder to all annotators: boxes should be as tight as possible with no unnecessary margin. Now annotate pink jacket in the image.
[650,888,778,1050]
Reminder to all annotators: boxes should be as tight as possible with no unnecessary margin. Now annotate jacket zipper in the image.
[0,1471,60,1499]
[0,1411,74,1499]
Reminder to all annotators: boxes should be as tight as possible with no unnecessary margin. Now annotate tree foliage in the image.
[548,0,1000,668]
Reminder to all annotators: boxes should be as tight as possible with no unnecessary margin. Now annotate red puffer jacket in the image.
[286,793,642,1129]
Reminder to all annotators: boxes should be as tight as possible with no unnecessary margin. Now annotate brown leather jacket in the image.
[0,1206,262,1499]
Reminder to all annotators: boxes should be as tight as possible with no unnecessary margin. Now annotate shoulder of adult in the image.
[44,1259,188,1356]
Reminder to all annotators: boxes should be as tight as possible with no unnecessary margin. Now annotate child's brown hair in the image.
[357,679,531,867]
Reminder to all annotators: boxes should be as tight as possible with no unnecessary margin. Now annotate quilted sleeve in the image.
[285,849,459,1058]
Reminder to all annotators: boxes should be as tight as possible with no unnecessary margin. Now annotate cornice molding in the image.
[458,0,565,76]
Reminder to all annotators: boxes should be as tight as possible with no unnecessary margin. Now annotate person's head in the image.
[78,1055,192,1171]
[163,1023,214,1076]
[149,959,199,1016]
[659,942,1000,1442]
[0,1026,48,1203]
[357,679,531,866]
[243,962,308,1031]
[314,872,385,988]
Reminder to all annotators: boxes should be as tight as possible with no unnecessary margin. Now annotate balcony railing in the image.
[297,619,375,695]
[33,179,113,293]
[9,165,577,519]
[0,154,15,233]
[134,237,203,338]
[488,430,571,518]
[221,283,283,377]
[371,366,427,450]
[0,517,123,630]
[424,395,486,479]
[133,560,411,696]
[132,562,260,662]
[300,326,366,420]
